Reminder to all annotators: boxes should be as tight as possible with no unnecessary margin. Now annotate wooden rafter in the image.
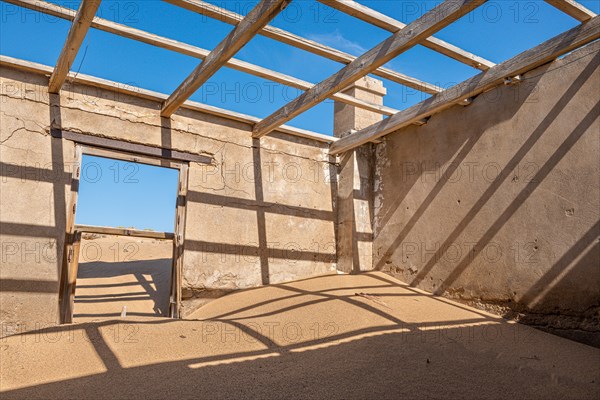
[5,0,596,147]
[329,16,600,154]
[162,0,291,117]
[318,0,495,70]
[252,0,488,138]
[545,0,597,22]
[48,0,101,93]
[165,0,442,94]
[5,0,397,117]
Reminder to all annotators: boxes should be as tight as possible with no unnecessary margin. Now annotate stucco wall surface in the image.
[0,66,337,332]
[373,44,600,337]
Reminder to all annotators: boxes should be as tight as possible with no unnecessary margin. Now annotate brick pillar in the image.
[334,77,386,273]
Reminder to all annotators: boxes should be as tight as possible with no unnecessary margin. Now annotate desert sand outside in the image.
[73,236,173,321]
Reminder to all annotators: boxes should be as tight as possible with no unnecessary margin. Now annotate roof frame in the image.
[162,0,292,117]
[252,0,488,138]
[329,15,600,154]
[165,0,442,94]
[317,0,495,70]
[545,0,597,22]
[2,0,597,147]
[6,0,398,117]
[48,0,101,93]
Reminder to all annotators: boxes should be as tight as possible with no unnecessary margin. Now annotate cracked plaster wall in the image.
[0,66,337,331]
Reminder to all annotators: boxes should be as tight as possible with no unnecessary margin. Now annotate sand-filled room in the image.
[1,0,599,399]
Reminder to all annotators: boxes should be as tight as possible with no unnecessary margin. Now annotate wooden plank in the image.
[330,17,600,154]
[50,129,213,164]
[169,163,189,318]
[75,224,175,240]
[58,145,82,323]
[65,231,82,323]
[253,0,487,138]
[1,55,335,143]
[81,146,184,170]
[161,0,291,117]
[165,0,442,94]
[318,0,495,70]
[545,0,597,22]
[48,0,101,93]
[5,0,397,117]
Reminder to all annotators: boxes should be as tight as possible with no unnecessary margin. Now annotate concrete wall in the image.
[0,65,337,333]
[373,44,600,338]
[333,77,385,273]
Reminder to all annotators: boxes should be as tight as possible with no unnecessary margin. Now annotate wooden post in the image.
[170,163,189,318]
[58,145,82,323]
[65,231,82,321]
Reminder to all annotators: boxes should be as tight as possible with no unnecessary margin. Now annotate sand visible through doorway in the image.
[73,235,173,321]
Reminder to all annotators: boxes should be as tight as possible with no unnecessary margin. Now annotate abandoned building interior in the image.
[1,0,599,398]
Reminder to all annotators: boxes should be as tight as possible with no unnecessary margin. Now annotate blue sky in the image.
[2,1,598,231]
[75,155,179,232]
[1,0,598,136]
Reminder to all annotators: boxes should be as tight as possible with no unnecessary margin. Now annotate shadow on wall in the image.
[181,134,338,302]
[0,88,73,330]
[373,46,600,344]
[0,65,338,331]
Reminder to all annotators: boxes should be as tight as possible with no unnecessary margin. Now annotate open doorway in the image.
[74,232,173,320]
[58,144,189,323]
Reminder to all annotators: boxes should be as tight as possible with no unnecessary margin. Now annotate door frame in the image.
[58,143,190,323]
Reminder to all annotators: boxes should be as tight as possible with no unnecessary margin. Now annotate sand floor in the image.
[73,236,173,321]
[1,272,599,399]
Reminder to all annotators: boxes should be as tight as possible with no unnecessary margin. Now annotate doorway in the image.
[58,144,189,323]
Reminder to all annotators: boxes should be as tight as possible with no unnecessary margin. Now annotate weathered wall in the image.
[0,65,336,333]
[333,77,385,273]
[373,43,600,338]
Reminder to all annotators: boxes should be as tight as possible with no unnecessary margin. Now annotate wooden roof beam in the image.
[165,0,442,94]
[5,0,397,117]
[252,0,488,138]
[545,0,597,22]
[329,16,600,154]
[161,0,291,117]
[48,0,101,93]
[318,0,495,70]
